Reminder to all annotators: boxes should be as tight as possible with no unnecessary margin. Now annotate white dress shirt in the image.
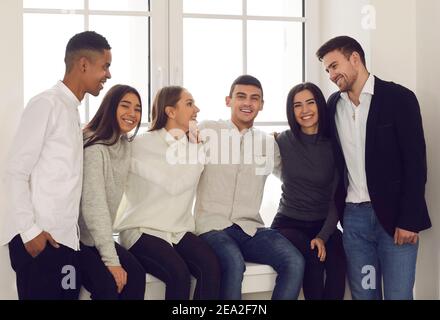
[115,128,204,249]
[335,74,375,203]
[1,81,83,250]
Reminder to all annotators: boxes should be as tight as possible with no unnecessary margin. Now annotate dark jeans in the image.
[8,234,80,300]
[79,242,146,300]
[272,214,346,300]
[129,232,221,300]
[200,224,305,300]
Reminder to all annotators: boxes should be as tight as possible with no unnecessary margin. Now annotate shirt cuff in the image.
[20,224,43,243]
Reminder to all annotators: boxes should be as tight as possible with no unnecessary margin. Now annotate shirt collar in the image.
[159,127,188,147]
[56,81,81,108]
[363,74,375,95]
[340,74,375,103]
[226,119,254,135]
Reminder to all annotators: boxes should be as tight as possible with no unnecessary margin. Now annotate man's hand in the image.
[107,266,127,294]
[394,227,418,245]
[310,238,326,262]
[24,231,59,258]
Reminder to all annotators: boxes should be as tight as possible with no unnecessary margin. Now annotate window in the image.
[170,0,305,124]
[23,0,151,124]
[23,0,313,226]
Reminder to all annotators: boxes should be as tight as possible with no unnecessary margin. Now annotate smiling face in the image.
[82,49,112,96]
[293,89,319,135]
[166,89,199,133]
[226,84,263,131]
[116,92,142,134]
[322,49,359,92]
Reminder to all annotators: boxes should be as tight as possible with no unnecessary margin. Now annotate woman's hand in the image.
[310,237,326,262]
[107,265,127,293]
[187,121,201,144]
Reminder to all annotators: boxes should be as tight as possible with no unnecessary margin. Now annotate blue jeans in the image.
[200,224,305,300]
[343,203,418,300]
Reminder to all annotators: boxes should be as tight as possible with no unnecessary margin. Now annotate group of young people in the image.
[1,30,430,301]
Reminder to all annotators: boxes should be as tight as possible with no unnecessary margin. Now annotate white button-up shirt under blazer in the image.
[194,120,281,237]
[115,128,204,249]
[336,74,375,204]
[1,81,83,250]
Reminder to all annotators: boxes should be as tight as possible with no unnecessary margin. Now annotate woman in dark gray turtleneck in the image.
[271,82,346,300]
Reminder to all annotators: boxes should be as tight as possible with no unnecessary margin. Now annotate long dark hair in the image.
[286,82,328,141]
[83,84,142,148]
[149,86,184,131]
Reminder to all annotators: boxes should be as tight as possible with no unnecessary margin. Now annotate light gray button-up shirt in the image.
[194,119,280,236]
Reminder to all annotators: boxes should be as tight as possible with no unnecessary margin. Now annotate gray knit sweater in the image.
[79,136,130,266]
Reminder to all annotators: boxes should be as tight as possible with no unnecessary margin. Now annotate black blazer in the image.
[327,76,431,237]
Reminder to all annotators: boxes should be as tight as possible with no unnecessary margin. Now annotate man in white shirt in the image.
[2,31,112,300]
[316,36,431,299]
[195,75,305,300]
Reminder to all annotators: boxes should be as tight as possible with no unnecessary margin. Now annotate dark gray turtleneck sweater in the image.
[275,130,339,242]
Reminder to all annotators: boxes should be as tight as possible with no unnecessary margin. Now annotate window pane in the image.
[247,21,303,122]
[88,15,150,123]
[89,0,149,12]
[183,18,242,121]
[255,125,289,227]
[261,175,282,226]
[24,0,83,10]
[247,0,303,17]
[23,13,83,106]
[256,125,289,135]
[183,0,242,15]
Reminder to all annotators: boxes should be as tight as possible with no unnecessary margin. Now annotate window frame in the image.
[23,0,320,128]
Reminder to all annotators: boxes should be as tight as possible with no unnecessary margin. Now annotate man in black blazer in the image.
[316,36,431,300]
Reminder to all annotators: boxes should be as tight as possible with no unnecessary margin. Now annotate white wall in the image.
[0,0,22,300]
[414,0,440,300]
[370,0,417,91]
[316,0,372,98]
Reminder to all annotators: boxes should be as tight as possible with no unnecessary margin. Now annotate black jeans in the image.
[79,242,146,300]
[8,234,80,300]
[272,214,346,300]
[129,232,221,300]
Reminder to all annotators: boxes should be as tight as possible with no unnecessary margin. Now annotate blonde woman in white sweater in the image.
[115,86,221,300]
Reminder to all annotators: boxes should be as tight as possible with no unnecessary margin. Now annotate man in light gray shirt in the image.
[195,75,305,300]
[2,31,111,300]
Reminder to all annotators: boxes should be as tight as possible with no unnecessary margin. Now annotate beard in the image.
[336,74,356,92]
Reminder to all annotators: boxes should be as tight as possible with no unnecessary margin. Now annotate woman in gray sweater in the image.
[271,82,346,300]
[78,84,145,299]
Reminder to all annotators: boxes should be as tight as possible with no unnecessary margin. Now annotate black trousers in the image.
[272,215,347,300]
[8,234,80,300]
[79,242,146,300]
[129,232,221,300]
